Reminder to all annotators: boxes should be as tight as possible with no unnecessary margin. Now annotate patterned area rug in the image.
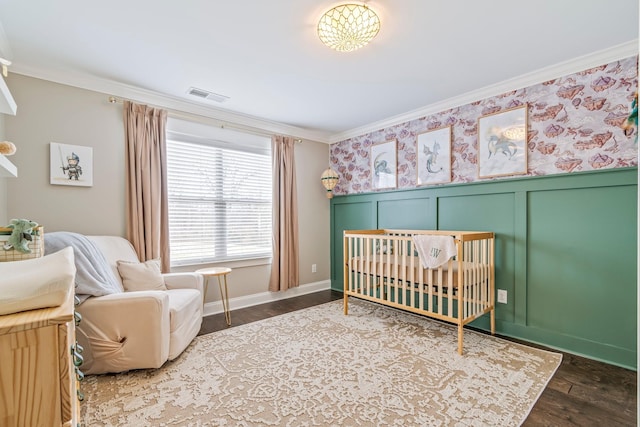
[82,299,561,426]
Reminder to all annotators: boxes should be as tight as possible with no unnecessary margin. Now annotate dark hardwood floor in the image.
[199,290,637,427]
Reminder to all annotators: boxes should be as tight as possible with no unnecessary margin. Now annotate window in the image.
[166,124,272,266]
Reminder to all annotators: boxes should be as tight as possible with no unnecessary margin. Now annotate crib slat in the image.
[457,240,466,342]
[437,265,443,316]
[410,244,415,309]
[360,237,365,297]
[382,238,386,299]
[426,262,432,313]
[462,241,467,319]
[347,237,352,293]
[393,236,399,304]
[471,241,476,317]
[485,238,490,309]
[365,237,369,296]
[490,237,495,334]
[471,241,476,316]
[447,258,453,317]
[480,241,485,310]
[418,247,424,311]
[374,238,379,298]
[478,242,482,311]
[401,239,407,305]
[344,235,350,315]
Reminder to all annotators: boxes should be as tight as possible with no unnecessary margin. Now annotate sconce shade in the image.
[317,4,380,52]
[321,168,339,198]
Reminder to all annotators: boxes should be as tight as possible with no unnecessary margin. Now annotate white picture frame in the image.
[371,139,397,190]
[416,126,452,186]
[50,142,93,187]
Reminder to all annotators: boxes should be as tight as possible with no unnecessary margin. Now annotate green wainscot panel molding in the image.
[527,184,637,360]
[331,201,375,285]
[377,197,435,229]
[438,193,516,324]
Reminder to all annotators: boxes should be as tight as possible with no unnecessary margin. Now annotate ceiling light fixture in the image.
[317,3,380,52]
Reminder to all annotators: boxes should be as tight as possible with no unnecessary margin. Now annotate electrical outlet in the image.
[312,264,317,273]
[497,289,508,304]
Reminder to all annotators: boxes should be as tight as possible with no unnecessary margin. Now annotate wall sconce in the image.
[320,168,339,199]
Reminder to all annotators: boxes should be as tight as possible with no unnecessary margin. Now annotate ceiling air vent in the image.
[187,87,230,103]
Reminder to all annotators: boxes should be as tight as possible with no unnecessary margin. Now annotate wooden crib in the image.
[343,229,495,355]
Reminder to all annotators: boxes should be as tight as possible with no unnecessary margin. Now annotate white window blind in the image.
[166,138,272,266]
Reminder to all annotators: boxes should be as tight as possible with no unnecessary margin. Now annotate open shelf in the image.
[0,154,17,177]
[0,75,16,115]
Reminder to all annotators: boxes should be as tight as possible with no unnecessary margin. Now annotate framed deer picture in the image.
[477,104,528,179]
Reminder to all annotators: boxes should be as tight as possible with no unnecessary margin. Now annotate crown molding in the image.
[10,64,333,144]
[328,40,639,144]
[7,40,638,145]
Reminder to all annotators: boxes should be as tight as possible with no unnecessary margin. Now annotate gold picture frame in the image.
[477,104,528,179]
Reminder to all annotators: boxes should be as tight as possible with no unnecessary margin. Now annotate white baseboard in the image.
[203,279,331,317]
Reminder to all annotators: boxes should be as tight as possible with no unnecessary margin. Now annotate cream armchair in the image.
[75,236,203,375]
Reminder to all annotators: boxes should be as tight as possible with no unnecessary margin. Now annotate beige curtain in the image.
[123,101,171,272]
[269,135,299,291]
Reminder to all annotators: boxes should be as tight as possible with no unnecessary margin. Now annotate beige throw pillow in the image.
[116,259,167,292]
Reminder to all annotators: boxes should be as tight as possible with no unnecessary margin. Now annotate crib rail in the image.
[343,229,495,355]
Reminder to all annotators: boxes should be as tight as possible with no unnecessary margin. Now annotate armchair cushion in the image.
[116,258,167,291]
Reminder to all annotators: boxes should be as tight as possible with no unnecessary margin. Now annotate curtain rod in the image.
[107,96,302,143]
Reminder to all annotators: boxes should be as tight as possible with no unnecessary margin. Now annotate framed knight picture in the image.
[50,142,94,187]
[416,126,451,186]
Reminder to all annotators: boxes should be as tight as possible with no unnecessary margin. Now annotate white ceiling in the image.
[0,1,637,143]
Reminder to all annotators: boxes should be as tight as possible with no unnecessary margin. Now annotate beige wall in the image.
[5,74,331,302]
[5,74,125,235]
[295,139,331,285]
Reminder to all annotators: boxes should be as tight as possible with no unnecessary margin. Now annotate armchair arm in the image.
[75,291,170,375]
[163,272,204,293]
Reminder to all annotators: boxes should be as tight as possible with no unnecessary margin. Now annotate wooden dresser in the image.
[0,285,82,427]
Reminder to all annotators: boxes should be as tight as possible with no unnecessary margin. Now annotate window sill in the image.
[171,256,272,272]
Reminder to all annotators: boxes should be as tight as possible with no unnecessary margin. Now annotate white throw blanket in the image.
[45,231,122,302]
[412,234,457,269]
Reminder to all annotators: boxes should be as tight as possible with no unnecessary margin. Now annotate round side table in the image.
[196,267,232,325]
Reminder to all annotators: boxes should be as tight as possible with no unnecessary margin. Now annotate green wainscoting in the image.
[330,168,638,369]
